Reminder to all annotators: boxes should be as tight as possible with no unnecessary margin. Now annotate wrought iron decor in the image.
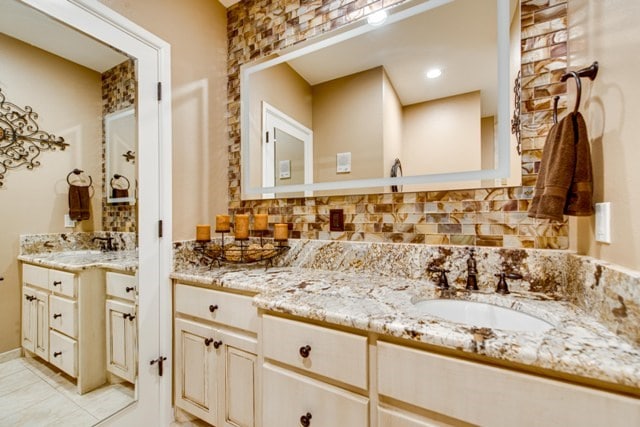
[0,88,68,187]
[511,70,522,155]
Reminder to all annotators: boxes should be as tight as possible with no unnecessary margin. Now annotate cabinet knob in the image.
[25,295,35,302]
[213,340,223,349]
[125,286,135,293]
[209,304,219,313]
[300,412,312,426]
[0,277,4,281]
[123,313,136,321]
[52,280,62,286]
[53,313,62,319]
[299,345,311,358]
[53,351,62,357]
[204,338,214,346]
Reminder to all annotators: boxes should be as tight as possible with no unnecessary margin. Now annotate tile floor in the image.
[0,356,135,426]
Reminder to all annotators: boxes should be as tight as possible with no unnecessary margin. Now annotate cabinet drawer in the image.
[49,269,76,298]
[378,406,454,427]
[106,271,136,301]
[262,315,368,390]
[377,341,640,427]
[22,264,49,290]
[175,284,257,333]
[49,295,78,338]
[263,364,368,427]
[49,330,77,378]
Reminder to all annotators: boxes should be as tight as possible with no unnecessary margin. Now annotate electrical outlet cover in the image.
[595,202,611,244]
[64,214,76,228]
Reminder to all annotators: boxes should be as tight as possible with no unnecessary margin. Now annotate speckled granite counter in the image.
[18,250,138,273]
[171,264,640,394]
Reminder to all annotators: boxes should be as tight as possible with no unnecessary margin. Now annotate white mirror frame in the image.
[241,0,512,198]
[18,0,173,425]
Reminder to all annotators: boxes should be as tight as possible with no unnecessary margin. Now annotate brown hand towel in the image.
[112,188,129,199]
[69,184,91,221]
[528,112,593,221]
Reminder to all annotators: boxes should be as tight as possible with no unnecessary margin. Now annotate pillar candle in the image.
[254,214,268,231]
[215,215,230,232]
[196,224,211,242]
[234,214,249,239]
[274,223,288,241]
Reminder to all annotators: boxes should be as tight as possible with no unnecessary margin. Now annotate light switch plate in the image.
[64,214,76,228]
[595,202,611,244]
[336,152,351,173]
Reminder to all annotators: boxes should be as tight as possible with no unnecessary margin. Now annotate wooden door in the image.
[106,299,137,383]
[175,318,219,426]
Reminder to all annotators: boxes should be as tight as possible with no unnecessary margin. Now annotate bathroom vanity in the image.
[171,239,640,427]
[19,247,138,395]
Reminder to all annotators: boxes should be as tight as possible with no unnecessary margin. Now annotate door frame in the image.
[262,102,313,198]
[19,0,173,424]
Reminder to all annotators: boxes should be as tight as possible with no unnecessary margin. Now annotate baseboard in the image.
[0,347,22,363]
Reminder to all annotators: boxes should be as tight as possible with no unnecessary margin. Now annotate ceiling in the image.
[286,0,499,114]
[0,0,128,73]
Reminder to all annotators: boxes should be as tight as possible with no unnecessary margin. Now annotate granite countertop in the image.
[171,265,640,393]
[19,250,138,273]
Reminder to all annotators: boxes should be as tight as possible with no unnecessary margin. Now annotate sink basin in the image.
[413,299,553,333]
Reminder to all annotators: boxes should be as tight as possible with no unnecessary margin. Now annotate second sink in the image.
[413,299,553,333]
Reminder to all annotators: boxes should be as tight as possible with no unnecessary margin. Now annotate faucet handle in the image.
[428,267,450,289]
[494,271,522,294]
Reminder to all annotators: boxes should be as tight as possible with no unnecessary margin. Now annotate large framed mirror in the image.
[0,0,171,425]
[241,0,521,199]
[106,107,137,205]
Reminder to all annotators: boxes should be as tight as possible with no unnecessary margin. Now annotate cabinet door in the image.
[217,330,257,427]
[106,299,137,383]
[22,287,49,360]
[175,318,219,426]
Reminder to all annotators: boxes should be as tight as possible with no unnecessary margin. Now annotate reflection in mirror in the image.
[242,0,521,199]
[106,107,137,205]
[0,1,137,424]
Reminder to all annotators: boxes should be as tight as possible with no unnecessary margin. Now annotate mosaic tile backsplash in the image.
[101,60,137,233]
[226,0,570,249]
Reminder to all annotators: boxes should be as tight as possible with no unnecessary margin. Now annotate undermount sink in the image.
[413,299,553,333]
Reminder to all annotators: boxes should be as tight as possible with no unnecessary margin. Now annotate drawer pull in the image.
[299,345,311,358]
[209,304,219,313]
[125,286,135,293]
[52,280,62,287]
[53,313,62,319]
[53,351,62,357]
[213,340,223,349]
[25,295,35,302]
[300,412,312,426]
[204,338,214,346]
[123,313,136,321]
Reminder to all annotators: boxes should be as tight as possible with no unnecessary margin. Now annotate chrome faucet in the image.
[466,248,479,291]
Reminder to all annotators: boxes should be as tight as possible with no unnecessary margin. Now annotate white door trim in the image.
[18,0,173,424]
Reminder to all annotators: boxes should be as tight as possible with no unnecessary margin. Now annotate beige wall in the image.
[401,91,482,192]
[568,0,640,270]
[0,34,102,352]
[100,0,228,240]
[249,62,312,190]
[312,67,384,186]
[382,70,403,190]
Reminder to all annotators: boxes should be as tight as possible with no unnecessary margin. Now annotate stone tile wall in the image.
[101,60,137,233]
[226,0,569,249]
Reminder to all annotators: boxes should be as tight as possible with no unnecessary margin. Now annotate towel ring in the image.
[390,158,403,193]
[560,61,599,115]
[66,168,92,187]
[110,174,131,190]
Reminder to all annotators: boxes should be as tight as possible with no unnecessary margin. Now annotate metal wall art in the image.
[511,70,522,155]
[0,88,68,187]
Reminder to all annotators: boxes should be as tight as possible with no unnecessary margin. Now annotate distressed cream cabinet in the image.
[105,271,138,383]
[21,263,106,394]
[173,282,258,427]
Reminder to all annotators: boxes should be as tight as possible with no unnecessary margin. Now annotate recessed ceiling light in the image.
[426,68,442,79]
[367,10,388,26]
